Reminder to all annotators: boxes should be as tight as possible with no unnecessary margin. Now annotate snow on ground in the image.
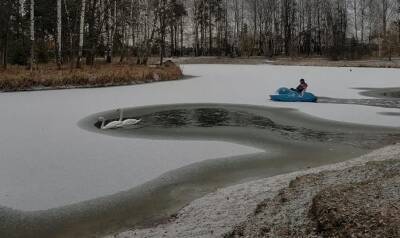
[0,64,399,211]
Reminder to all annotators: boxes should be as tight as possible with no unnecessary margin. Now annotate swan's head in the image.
[98,116,105,121]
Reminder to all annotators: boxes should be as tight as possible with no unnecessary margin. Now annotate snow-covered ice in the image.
[180,64,400,126]
[0,64,399,211]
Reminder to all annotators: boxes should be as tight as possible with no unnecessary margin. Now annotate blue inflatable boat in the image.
[270,87,318,102]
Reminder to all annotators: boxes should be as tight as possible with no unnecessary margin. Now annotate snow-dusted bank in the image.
[107,144,400,238]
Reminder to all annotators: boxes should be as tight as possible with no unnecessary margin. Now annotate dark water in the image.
[94,107,275,129]
[1,103,400,238]
[91,104,400,149]
[319,87,400,110]
[358,87,400,99]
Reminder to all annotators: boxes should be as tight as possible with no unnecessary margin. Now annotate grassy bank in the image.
[0,61,183,92]
[227,147,400,238]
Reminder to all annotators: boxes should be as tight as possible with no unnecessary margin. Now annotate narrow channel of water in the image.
[319,87,400,110]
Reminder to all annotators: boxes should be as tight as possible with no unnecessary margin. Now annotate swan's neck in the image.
[100,118,105,129]
[119,109,123,121]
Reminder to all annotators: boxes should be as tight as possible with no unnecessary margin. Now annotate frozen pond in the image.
[0,65,400,237]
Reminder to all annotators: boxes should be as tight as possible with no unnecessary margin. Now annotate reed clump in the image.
[0,61,183,92]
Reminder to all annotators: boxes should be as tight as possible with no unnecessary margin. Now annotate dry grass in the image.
[0,61,183,92]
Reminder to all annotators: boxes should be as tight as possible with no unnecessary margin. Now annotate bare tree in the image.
[3,0,400,69]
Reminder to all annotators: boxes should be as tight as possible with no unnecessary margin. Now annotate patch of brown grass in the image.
[310,174,400,238]
[0,61,183,92]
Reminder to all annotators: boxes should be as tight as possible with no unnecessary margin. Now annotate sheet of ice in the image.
[0,91,260,211]
[180,64,400,126]
[0,64,399,211]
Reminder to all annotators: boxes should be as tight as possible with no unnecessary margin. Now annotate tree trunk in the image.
[159,1,166,65]
[251,0,257,56]
[209,1,212,55]
[57,0,62,69]
[180,17,183,56]
[106,0,116,63]
[0,49,3,69]
[30,0,35,71]
[2,13,10,69]
[2,34,8,70]
[194,3,199,56]
[398,23,400,47]
[112,0,116,59]
[129,0,135,58]
[382,0,388,60]
[382,0,387,39]
[224,0,228,55]
[174,24,178,56]
[63,0,74,71]
[121,21,131,63]
[85,0,96,66]
[360,0,365,42]
[170,24,174,57]
[353,0,358,41]
[77,0,86,68]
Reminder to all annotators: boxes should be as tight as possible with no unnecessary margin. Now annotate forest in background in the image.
[1,0,400,70]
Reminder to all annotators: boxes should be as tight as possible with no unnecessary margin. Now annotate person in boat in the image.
[291,79,308,94]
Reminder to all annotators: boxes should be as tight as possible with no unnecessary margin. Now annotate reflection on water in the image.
[95,107,275,129]
[154,109,189,127]
[2,103,400,238]
[93,105,400,150]
[196,108,229,127]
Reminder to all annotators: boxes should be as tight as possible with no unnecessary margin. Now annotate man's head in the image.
[300,78,305,83]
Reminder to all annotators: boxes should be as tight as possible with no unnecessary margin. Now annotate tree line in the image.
[1,0,400,69]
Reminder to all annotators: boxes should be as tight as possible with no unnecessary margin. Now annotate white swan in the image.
[98,116,123,130]
[117,109,142,127]
[98,109,141,130]
[122,118,142,126]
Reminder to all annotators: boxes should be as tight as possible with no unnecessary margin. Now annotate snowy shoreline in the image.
[107,143,400,238]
